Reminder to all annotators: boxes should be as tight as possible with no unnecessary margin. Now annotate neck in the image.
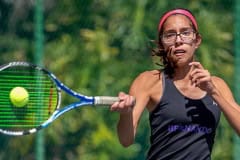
[173,64,192,81]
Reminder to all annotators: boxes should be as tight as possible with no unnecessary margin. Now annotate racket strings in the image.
[0,66,59,130]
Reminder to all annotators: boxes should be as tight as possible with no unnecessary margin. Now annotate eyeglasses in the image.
[161,30,196,45]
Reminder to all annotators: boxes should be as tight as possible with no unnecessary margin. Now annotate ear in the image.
[194,34,202,49]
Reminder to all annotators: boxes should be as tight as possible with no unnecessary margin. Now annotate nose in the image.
[175,33,182,43]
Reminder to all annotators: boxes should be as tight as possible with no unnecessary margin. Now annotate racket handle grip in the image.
[94,96,119,105]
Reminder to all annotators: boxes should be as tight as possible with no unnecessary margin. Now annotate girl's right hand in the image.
[110,92,135,114]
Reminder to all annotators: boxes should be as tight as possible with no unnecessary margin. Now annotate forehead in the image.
[163,14,193,31]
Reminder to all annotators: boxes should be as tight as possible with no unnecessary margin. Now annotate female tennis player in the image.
[110,8,240,159]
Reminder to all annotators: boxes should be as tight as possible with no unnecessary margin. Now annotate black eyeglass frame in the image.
[160,29,197,45]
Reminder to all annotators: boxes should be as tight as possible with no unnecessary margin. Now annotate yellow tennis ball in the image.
[9,87,29,107]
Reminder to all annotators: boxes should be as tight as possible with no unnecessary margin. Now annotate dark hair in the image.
[151,39,175,78]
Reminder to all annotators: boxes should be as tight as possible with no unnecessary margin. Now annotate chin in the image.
[175,59,190,67]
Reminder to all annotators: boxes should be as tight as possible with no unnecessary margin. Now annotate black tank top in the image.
[147,73,221,160]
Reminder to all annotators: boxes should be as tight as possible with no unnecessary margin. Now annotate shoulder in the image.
[211,76,232,95]
[211,76,228,86]
[211,76,237,103]
[129,70,163,92]
[129,70,164,111]
[136,69,162,80]
[134,70,162,85]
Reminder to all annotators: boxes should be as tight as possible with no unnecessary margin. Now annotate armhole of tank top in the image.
[149,71,166,114]
[159,71,166,102]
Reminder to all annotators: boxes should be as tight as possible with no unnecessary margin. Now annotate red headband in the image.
[158,9,198,32]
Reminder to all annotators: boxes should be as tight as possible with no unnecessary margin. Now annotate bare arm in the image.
[211,77,240,135]
[111,71,158,147]
[116,90,149,147]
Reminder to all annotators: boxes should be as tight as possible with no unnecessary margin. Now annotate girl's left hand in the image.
[189,62,216,94]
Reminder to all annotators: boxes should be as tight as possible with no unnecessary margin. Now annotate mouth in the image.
[173,49,186,56]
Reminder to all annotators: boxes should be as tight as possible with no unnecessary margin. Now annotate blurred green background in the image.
[0,0,239,159]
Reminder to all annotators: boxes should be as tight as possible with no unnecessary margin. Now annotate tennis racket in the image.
[0,62,119,136]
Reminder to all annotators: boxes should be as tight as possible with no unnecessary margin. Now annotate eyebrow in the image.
[163,27,193,33]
